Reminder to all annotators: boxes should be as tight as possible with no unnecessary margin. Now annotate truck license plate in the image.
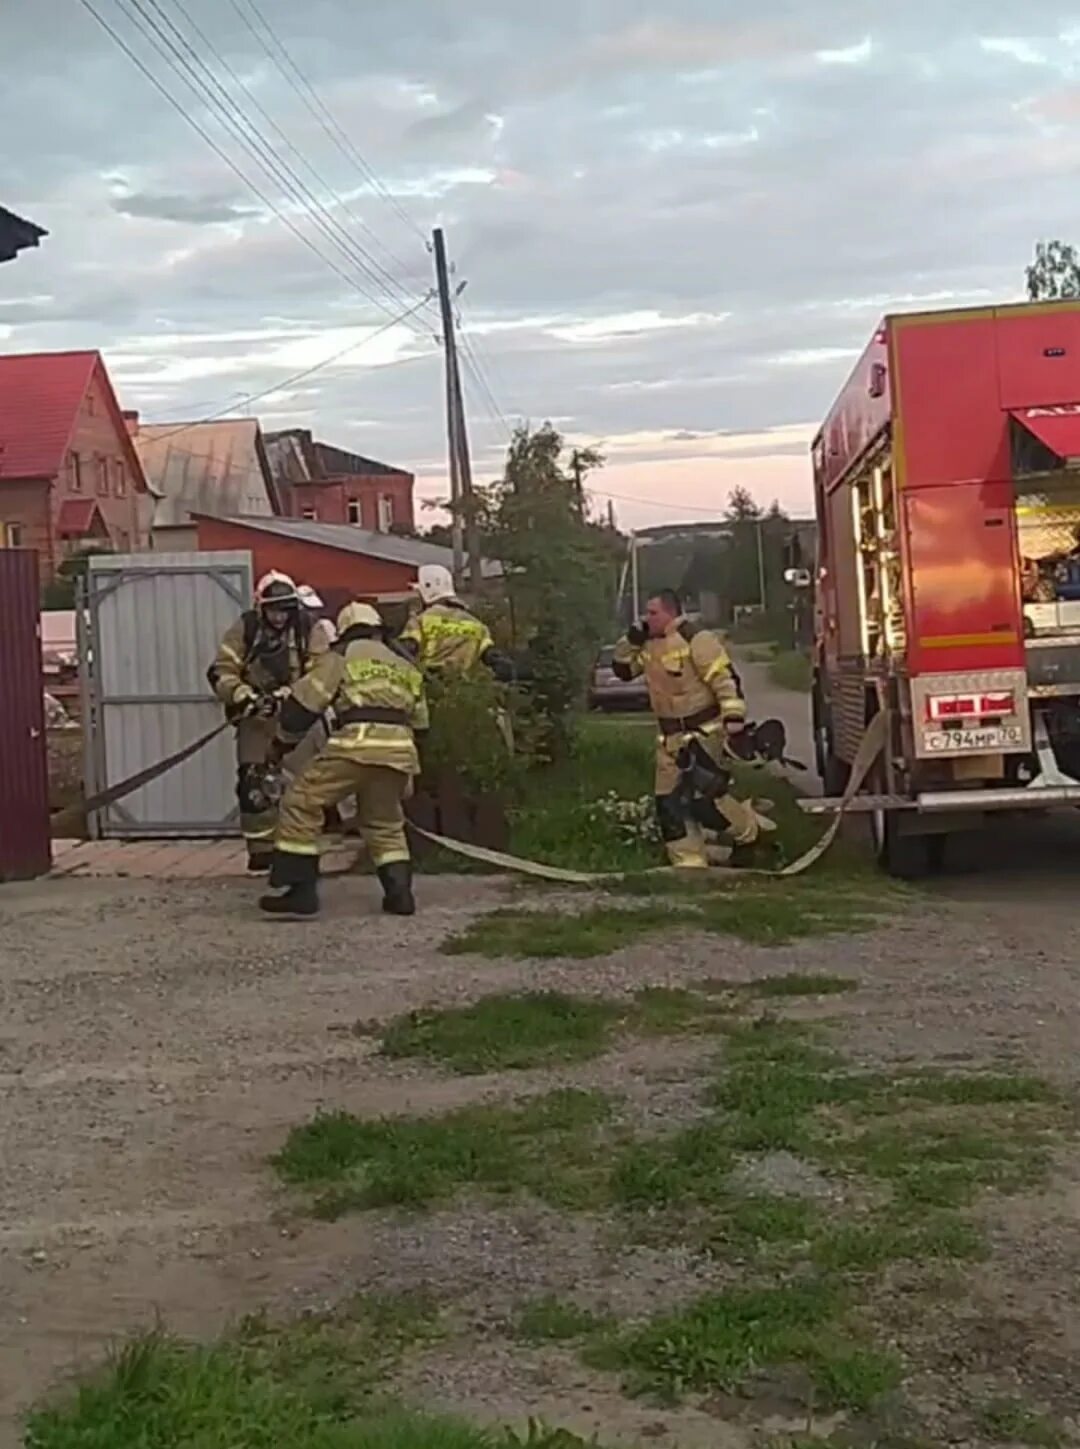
[924,726,1023,752]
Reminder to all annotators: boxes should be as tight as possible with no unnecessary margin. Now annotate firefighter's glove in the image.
[626,620,649,647]
[752,718,788,763]
[227,689,261,723]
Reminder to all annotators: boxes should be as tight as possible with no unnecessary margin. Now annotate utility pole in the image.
[756,518,767,614]
[569,449,584,516]
[630,531,641,620]
[432,227,481,594]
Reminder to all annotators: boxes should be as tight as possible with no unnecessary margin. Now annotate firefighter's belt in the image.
[657,705,721,736]
[335,705,410,726]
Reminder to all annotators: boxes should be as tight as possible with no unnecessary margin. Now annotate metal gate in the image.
[0,550,50,879]
[82,551,252,838]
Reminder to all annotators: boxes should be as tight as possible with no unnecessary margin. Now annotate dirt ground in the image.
[3,852,1080,1446]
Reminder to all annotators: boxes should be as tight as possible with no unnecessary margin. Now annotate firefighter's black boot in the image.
[377,861,415,916]
[259,881,320,918]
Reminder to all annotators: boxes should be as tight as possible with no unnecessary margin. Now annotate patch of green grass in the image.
[586,1280,840,1401]
[512,1296,611,1345]
[811,1216,984,1273]
[629,984,734,1035]
[725,1194,821,1246]
[835,1121,1054,1208]
[441,906,674,960]
[508,716,663,875]
[447,883,886,960]
[806,1343,903,1411]
[611,1121,734,1208]
[749,973,858,998]
[768,649,813,692]
[380,992,621,1074]
[24,1324,616,1449]
[898,1073,1059,1107]
[977,1398,1065,1448]
[273,1089,613,1217]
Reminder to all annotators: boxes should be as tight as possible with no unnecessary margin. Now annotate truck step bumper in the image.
[799,786,1080,816]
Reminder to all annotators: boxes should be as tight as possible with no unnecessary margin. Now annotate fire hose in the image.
[53,713,888,885]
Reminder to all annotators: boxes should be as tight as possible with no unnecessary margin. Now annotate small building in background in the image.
[129,415,280,551]
[0,351,150,581]
[194,512,499,612]
[264,427,414,533]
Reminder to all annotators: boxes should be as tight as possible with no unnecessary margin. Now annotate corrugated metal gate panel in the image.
[86,552,252,837]
[0,550,50,879]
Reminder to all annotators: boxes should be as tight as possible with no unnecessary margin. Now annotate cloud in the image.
[2,0,1076,530]
[109,190,261,225]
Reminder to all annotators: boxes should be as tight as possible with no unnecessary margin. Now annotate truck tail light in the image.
[927,691,1015,721]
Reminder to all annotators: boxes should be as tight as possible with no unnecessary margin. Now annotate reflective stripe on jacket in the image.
[399,600,494,672]
[613,618,745,727]
[280,634,428,775]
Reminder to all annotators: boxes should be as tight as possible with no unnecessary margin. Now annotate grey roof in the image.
[211,513,503,578]
[135,420,277,528]
[263,427,410,485]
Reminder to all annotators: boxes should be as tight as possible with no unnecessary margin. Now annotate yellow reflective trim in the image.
[218,645,243,664]
[370,848,410,866]
[919,632,1018,649]
[702,656,731,683]
[276,840,320,856]
[345,657,423,697]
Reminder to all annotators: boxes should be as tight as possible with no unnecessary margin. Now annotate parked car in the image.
[588,645,650,711]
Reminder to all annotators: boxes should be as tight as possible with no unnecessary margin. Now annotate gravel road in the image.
[2,853,1080,1445]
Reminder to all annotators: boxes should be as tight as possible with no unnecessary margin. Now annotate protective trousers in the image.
[235,716,279,861]
[271,753,410,886]
[654,729,763,867]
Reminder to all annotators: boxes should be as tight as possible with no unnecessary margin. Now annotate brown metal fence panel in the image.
[0,549,50,879]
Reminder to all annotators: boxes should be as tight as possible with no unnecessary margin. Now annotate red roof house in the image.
[0,351,150,580]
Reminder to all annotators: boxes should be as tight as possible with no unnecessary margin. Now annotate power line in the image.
[134,292,435,442]
[149,0,424,319]
[227,0,429,252]
[459,335,513,441]
[77,0,417,328]
[121,0,421,328]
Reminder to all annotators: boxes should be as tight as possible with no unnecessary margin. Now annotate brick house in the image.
[0,351,149,580]
[264,428,414,532]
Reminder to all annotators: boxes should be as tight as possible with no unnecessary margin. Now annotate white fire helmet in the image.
[415,563,455,607]
[255,570,299,606]
[297,585,324,611]
[337,601,383,633]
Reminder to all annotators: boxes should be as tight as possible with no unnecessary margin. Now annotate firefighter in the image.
[207,571,333,871]
[613,589,766,867]
[399,564,514,680]
[259,601,429,919]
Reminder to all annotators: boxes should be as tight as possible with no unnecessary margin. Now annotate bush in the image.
[420,671,527,797]
[767,650,812,692]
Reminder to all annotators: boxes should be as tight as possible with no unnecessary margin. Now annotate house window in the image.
[347,499,362,525]
[377,495,393,532]
[70,453,82,491]
[114,462,126,497]
[302,507,317,520]
[3,523,23,547]
[97,457,109,497]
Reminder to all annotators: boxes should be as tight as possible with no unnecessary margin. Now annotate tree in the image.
[725,484,762,522]
[1026,239,1080,301]
[477,423,617,758]
[41,544,113,610]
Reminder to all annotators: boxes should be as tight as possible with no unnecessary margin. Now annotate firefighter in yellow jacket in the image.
[613,589,768,867]
[259,602,429,919]
[399,564,514,679]
[208,572,333,870]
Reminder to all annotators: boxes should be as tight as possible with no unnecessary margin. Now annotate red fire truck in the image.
[809,300,1080,876]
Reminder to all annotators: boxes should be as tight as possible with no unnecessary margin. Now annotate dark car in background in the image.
[588,645,650,711]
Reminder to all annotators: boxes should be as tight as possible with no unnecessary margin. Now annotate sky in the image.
[3,1,1080,529]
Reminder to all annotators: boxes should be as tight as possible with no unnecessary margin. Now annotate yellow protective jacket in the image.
[276,631,428,775]
[399,599,496,673]
[209,610,333,714]
[613,617,745,730]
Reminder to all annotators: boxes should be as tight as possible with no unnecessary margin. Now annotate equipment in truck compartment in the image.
[809,300,1080,877]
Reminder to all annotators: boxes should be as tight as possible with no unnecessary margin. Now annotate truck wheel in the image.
[870,808,943,879]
